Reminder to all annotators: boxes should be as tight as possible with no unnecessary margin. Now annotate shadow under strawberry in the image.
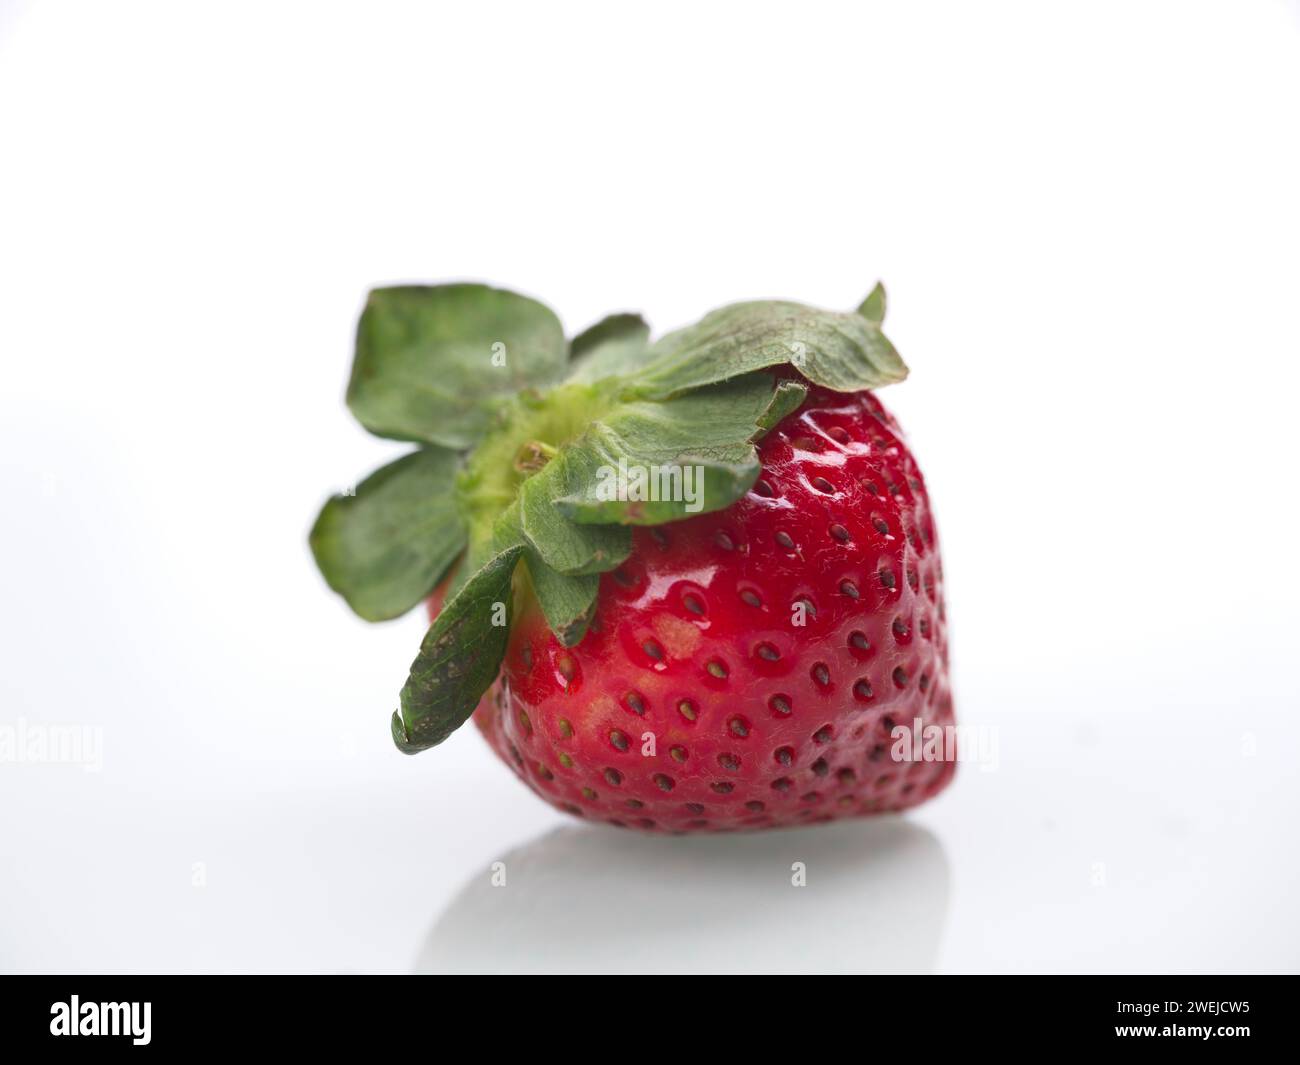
[415,815,950,974]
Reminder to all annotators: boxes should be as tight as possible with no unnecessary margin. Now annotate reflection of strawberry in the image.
[313,282,954,831]
[470,385,954,830]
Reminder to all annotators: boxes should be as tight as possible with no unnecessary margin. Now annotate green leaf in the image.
[348,284,566,449]
[857,282,887,325]
[309,448,466,621]
[525,559,599,647]
[392,545,523,753]
[632,300,907,399]
[566,313,651,384]
[756,379,808,431]
[551,375,794,526]
[493,500,602,645]
[519,452,633,574]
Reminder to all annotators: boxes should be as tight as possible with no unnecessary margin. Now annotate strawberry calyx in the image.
[308,281,908,753]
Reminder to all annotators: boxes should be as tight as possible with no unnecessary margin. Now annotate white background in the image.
[2,0,1298,974]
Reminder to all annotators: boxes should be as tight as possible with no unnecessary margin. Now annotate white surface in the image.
[1,0,1298,974]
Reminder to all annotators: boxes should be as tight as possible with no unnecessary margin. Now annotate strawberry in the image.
[312,282,954,831]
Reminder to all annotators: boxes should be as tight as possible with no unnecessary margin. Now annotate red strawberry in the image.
[469,384,954,831]
[312,282,955,832]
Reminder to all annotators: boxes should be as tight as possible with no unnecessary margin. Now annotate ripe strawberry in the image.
[312,281,954,832]
[470,384,954,831]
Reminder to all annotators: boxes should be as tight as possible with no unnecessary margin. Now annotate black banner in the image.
[0,977,1291,1052]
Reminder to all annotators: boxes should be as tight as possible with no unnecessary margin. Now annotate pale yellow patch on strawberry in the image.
[581,693,620,728]
[651,613,702,659]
